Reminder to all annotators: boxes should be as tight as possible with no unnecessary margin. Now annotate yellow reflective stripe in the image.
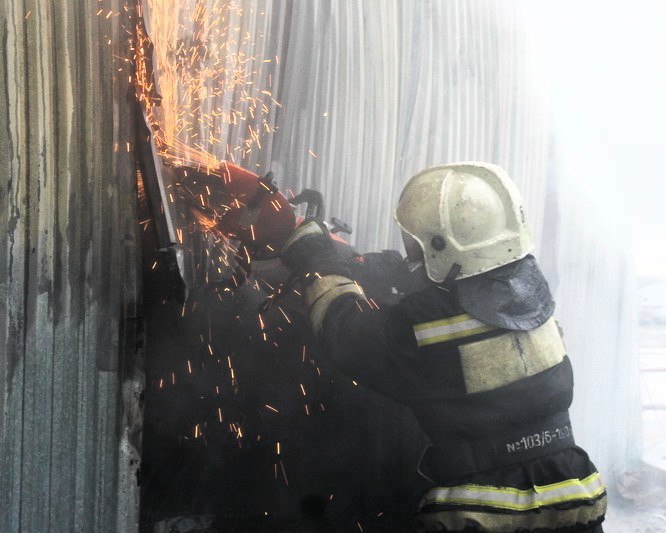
[417,495,607,531]
[413,313,496,347]
[305,275,366,335]
[420,473,605,512]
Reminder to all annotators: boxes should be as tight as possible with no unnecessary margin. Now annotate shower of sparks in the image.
[131,8,347,486]
[133,0,278,170]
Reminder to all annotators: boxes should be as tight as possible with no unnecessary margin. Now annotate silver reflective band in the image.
[419,472,605,512]
[305,275,366,335]
[459,317,566,393]
[281,221,324,252]
[407,259,426,273]
[413,313,496,347]
[417,494,606,532]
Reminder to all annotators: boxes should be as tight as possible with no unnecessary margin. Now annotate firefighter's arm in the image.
[281,220,367,334]
[281,223,415,399]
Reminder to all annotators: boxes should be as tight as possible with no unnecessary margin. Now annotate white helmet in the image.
[395,162,533,283]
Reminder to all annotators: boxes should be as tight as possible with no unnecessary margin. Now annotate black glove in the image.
[280,220,351,279]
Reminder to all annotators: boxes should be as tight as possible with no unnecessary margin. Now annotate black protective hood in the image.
[456,255,554,331]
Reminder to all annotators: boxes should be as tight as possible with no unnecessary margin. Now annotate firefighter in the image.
[279,162,607,532]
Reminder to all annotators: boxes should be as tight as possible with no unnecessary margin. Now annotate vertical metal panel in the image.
[269,0,550,256]
[0,1,143,531]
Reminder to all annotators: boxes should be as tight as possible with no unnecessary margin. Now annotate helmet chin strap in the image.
[406,258,425,273]
[441,263,462,288]
[412,260,461,292]
[401,259,431,294]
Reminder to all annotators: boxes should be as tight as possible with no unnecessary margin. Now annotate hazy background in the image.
[523,0,666,278]
[524,1,666,525]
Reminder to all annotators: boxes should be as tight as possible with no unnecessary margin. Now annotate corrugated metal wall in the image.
[144,0,550,258]
[269,0,551,255]
[0,1,143,531]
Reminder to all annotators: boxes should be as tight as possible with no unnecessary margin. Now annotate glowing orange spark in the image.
[133,3,279,168]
